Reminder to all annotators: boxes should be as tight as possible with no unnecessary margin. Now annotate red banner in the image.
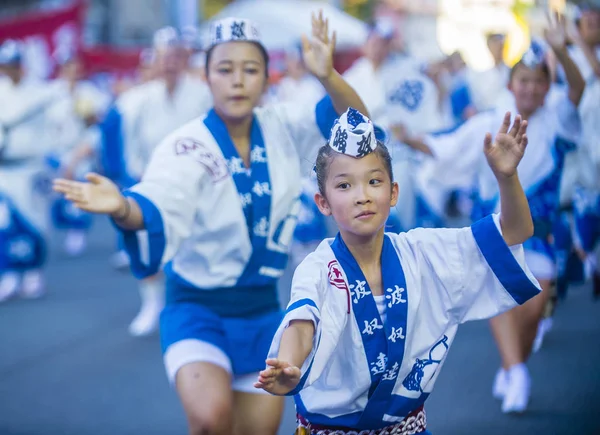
[81,45,141,76]
[0,1,83,41]
[0,1,84,79]
[0,1,140,79]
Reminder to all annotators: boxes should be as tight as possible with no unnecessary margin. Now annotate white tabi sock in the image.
[19,270,45,299]
[0,272,21,302]
[533,317,554,353]
[502,363,531,414]
[492,368,508,400]
[64,229,87,257]
[129,279,165,337]
[584,254,597,281]
[110,250,130,270]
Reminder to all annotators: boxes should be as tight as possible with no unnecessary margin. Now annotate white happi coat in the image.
[343,54,445,133]
[121,97,337,293]
[466,64,511,112]
[568,45,600,84]
[567,45,600,196]
[0,79,64,232]
[417,91,581,221]
[269,214,540,429]
[45,79,109,155]
[274,74,325,107]
[122,75,213,179]
[111,82,153,180]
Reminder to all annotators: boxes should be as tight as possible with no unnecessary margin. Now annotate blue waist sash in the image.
[165,267,279,318]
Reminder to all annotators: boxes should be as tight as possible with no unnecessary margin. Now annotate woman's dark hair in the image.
[315,140,394,196]
[205,41,269,78]
[509,60,551,83]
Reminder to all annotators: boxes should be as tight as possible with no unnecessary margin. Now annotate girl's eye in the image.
[245,68,259,74]
[370,179,382,185]
[337,182,350,189]
[217,68,232,74]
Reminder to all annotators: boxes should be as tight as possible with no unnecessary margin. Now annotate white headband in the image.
[520,38,547,69]
[153,26,181,50]
[328,108,378,158]
[209,18,261,48]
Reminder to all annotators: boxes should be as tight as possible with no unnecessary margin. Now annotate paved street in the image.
[1,218,599,435]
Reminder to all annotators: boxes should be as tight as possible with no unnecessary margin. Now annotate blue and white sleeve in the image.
[422,112,490,190]
[456,214,541,323]
[400,213,541,324]
[267,255,325,395]
[115,130,206,279]
[552,91,582,145]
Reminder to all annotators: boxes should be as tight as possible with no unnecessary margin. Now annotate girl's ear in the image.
[314,192,332,216]
[390,181,399,207]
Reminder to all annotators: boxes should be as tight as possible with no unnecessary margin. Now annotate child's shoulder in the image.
[290,239,337,295]
[385,227,455,240]
[295,238,336,273]
[385,226,468,250]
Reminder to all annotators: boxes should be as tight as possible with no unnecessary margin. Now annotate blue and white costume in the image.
[0,41,65,279]
[49,123,102,234]
[565,42,600,267]
[46,77,109,235]
[101,29,213,288]
[422,89,580,279]
[114,18,340,391]
[465,62,511,114]
[100,83,149,187]
[291,176,330,269]
[102,73,212,187]
[270,44,328,264]
[272,43,324,108]
[268,112,541,432]
[101,27,213,187]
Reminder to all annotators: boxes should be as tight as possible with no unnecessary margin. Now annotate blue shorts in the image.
[160,301,283,385]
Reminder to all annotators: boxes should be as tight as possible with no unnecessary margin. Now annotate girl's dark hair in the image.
[509,60,550,83]
[315,141,394,196]
[205,41,270,78]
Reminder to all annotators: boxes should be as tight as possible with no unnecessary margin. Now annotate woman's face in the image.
[207,42,267,122]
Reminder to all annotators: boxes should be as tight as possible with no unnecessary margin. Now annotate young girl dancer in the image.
[256,107,540,433]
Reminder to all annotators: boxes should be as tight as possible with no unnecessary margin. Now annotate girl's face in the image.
[207,42,267,122]
[508,64,549,116]
[315,152,398,241]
